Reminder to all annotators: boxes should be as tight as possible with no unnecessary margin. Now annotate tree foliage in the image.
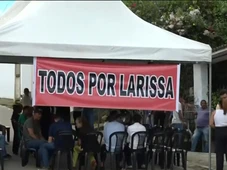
[124,1,227,98]
[124,1,227,48]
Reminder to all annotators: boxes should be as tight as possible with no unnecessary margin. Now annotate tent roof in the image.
[0,1,211,64]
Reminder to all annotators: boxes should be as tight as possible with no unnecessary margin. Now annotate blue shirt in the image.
[49,119,72,147]
[104,121,125,152]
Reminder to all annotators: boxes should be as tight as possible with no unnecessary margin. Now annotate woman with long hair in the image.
[74,116,99,170]
[210,98,227,170]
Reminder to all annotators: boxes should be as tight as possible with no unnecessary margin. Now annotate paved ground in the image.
[0,105,225,170]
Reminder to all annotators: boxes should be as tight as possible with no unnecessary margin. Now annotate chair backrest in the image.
[83,132,101,153]
[109,131,127,153]
[147,126,163,147]
[131,131,147,150]
[172,129,191,150]
[54,130,74,151]
[95,131,103,145]
[163,127,177,147]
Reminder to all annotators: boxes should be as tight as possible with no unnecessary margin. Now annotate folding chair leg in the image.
[151,151,156,170]
[144,152,148,170]
[164,150,167,170]
[183,151,187,170]
[0,151,4,170]
[56,151,61,170]
[84,153,90,170]
[67,151,73,170]
[170,151,175,170]
[131,152,137,170]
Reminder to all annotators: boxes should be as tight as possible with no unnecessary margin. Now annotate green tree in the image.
[124,1,227,98]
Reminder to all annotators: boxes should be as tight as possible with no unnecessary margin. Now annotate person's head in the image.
[132,113,142,123]
[27,107,33,118]
[24,88,29,96]
[106,110,119,122]
[75,116,90,129]
[200,100,207,109]
[33,107,43,120]
[54,112,62,122]
[13,103,23,114]
[220,89,227,100]
[23,106,30,116]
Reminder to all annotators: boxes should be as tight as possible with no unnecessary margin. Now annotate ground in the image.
[0,105,225,170]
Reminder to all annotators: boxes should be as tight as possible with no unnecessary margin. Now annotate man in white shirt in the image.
[127,114,146,149]
[171,102,184,130]
[125,113,146,168]
[21,88,32,106]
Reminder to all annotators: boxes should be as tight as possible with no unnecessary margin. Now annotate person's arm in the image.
[27,128,39,139]
[47,125,53,142]
[48,136,53,143]
[126,126,130,143]
[26,119,39,139]
[209,111,215,128]
[179,110,185,123]
[178,103,185,123]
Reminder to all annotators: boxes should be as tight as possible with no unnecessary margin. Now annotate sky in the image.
[0,1,15,15]
[0,1,33,99]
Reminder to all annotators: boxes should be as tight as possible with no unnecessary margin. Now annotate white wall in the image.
[0,64,33,99]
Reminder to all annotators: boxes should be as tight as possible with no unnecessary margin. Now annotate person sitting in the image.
[74,117,99,169]
[101,110,125,169]
[0,125,11,160]
[124,113,146,168]
[38,112,72,169]
[23,107,46,150]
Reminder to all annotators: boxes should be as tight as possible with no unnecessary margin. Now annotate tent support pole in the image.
[208,62,212,170]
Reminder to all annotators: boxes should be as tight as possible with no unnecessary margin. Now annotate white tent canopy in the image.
[0,1,211,64]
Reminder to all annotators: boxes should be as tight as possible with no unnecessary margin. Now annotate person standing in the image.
[171,101,185,130]
[191,100,210,152]
[21,88,32,106]
[210,98,227,170]
[11,103,22,155]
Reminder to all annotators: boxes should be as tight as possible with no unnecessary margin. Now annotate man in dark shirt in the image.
[38,112,72,169]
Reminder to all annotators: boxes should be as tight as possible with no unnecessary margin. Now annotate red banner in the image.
[34,58,180,111]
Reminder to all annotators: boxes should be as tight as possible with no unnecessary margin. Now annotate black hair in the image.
[220,89,227,96]
[200,100,207,103]
[23,106,30,111]
[133,113,142,123]
[33,106,43,114]
[54,111,62,119]
[106,110,119,122]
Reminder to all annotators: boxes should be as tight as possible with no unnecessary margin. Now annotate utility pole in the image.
[14,64,21,101]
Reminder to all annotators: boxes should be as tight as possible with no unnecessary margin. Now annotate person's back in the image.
[104,121,125,151]
[49,119,72,147]
[127,114,146,149]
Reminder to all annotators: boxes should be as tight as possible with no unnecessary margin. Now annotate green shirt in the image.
[18,113,27,139]
[18,114,27,126]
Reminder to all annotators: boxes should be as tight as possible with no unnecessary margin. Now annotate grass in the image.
[0,98,14,108]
